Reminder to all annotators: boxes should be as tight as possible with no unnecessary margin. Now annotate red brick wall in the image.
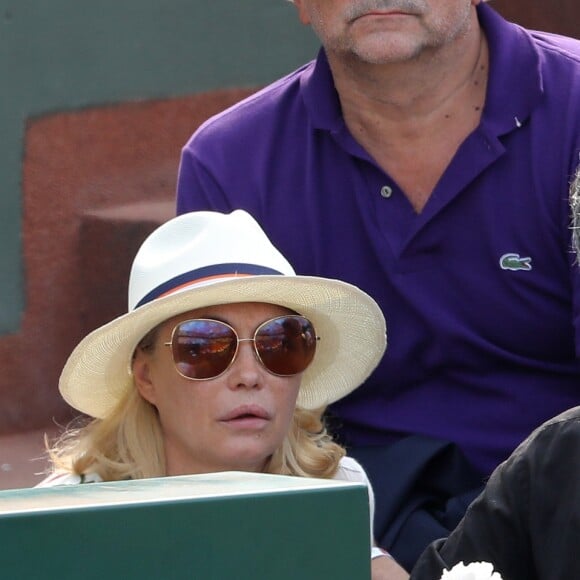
[0,88,256,434]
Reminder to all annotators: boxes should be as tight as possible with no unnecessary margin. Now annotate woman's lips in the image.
[219,404,271,429]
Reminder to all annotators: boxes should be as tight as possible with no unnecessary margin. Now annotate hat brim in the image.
[60,275,386,418]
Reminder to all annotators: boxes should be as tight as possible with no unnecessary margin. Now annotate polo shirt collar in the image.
[300,3,544,138]
[479,2,543,136]
[301,49,343,132]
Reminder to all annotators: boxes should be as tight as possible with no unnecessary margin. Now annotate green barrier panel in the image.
[0,471,370,579]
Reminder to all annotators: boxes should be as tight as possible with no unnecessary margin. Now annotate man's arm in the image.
[176,146,232,215]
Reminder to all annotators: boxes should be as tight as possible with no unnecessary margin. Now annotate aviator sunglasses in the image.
[164,315,319,380]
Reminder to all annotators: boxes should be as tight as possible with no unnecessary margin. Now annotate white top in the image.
[334,455,376,535]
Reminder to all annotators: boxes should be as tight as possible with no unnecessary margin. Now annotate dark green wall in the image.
[0,0,319,333]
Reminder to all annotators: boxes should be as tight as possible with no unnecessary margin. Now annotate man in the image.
[176,0,580,569]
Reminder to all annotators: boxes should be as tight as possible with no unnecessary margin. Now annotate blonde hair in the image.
[47,386,344,481]
[267,406,345,478]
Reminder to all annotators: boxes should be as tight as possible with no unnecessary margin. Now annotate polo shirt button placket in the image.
[380,185,393,199]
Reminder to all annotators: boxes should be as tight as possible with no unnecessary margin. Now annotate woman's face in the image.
[133,302,303,476]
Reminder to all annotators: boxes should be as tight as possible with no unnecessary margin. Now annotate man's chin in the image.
[345,36,426,66]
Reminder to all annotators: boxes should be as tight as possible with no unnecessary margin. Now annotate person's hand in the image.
[371,555,409,580]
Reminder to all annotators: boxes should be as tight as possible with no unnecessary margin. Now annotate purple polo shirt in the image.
[176,4,580,477]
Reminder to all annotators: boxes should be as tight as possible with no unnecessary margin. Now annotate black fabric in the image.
[349,435,484,571]
[411,407,580,580]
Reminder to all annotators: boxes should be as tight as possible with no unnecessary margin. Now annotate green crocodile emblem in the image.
[499,253,532,271]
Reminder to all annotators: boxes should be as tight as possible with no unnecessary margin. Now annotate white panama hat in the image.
[60,210,386,418]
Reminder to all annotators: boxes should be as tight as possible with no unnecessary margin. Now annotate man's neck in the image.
[324,14,489,212]
[328,23,487,138]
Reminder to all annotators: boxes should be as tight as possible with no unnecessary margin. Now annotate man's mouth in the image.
[347,1,421,23]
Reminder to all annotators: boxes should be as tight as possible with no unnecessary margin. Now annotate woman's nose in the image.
[229,340,262,389]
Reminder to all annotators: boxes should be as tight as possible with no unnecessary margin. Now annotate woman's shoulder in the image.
[36,472,103,487]
[333,455,369,484]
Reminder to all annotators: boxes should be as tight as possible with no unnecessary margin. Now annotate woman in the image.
[40,209,408,579]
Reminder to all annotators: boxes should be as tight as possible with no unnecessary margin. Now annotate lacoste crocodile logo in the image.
[499,253,532,271]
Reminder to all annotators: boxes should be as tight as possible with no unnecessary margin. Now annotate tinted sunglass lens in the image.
[255,316,317,375]
[172,320,237,379]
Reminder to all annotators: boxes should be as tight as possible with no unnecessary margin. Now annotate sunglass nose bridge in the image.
[165,315,317,380]
[236,337,259,357]
[233,337,262,368]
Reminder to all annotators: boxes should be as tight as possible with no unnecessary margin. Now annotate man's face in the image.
[293,0,480,65]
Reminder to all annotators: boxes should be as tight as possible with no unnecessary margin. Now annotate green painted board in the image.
[0,471,370,579]
[0,0,319,332]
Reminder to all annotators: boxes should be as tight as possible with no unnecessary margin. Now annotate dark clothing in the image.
[411,407,580,580]
[350,437,484,571]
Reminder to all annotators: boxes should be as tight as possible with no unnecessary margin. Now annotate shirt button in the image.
[380,185,393,198]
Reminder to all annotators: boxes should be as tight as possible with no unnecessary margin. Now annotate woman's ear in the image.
[132,350,157,406]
